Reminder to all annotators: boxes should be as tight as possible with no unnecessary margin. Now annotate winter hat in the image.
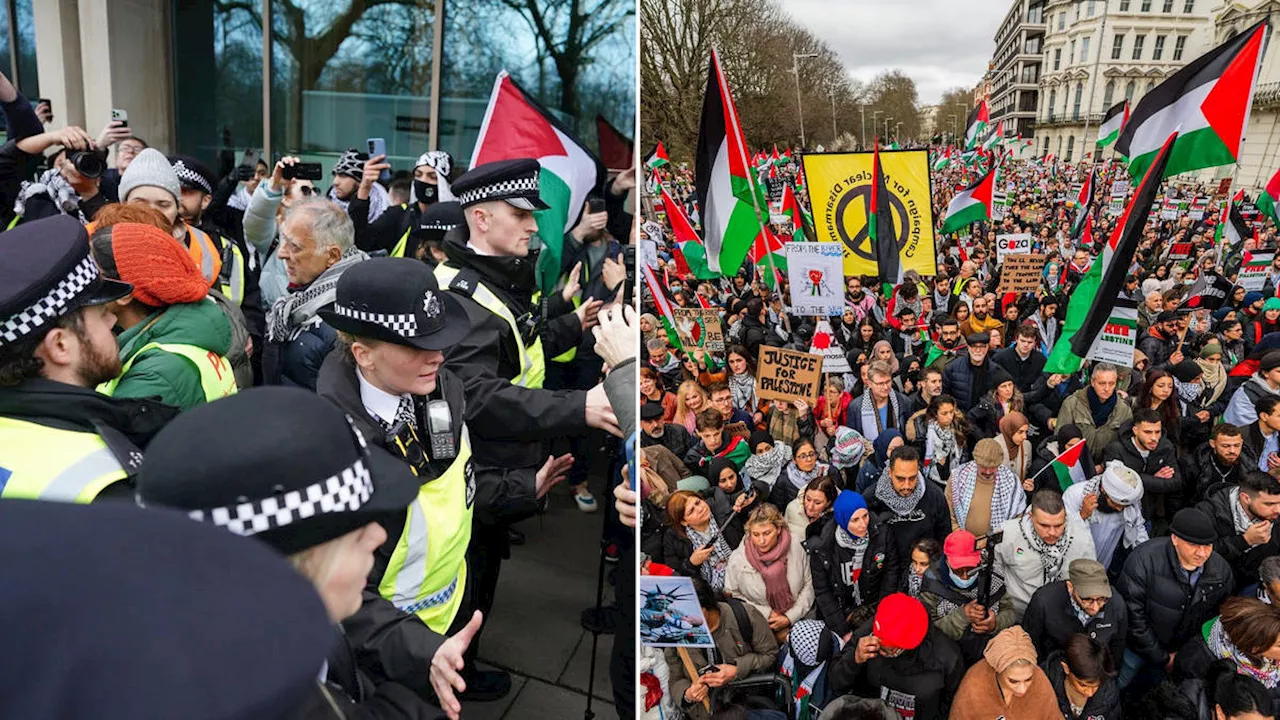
[1056,423,1084,446]
[983,626,1038,673]
[107,223,209,307]
[989,364,1014,391]
[1262,350,1280,373]
[1170,360,1203,383]
[833,490,868,536]
[973,438,1004,467]
[1265,297,1280,313]
[1170,507,1216,545]
[1211,307,1234,322]
[873,593,928,651]
[829,427,867,469]
[1200,340,1224,358]
[676,475,711,494]
[872,429,903,466]
[331,148,368,180]
[749,430,776,453]
[1246,291,1266,306]
[119,148,181,204]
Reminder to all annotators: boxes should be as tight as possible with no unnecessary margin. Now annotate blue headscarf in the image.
[833,490,868,538]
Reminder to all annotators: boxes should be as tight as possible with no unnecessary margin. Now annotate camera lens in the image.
[71,151,105,180]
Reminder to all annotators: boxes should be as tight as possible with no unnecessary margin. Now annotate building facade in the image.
[1214,0,1280,191]
[1036,0,1217,162]
[990,0,1048,140]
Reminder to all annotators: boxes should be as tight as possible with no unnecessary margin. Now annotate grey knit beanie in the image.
[119,148,181,204]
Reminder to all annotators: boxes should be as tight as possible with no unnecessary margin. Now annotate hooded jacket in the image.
[1223,374,1280,427]
[828,622,964,720]
[804,512,901,637]
[1116,536,1232,667]
[110,299,233,412]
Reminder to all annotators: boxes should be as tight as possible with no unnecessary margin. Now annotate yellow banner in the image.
[800,150,938,278]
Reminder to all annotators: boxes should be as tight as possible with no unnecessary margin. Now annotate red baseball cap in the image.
[944,529,982,569]
[873,593,929,651]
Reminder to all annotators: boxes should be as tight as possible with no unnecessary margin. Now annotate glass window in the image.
[1133,34,1145,59]
[1043,136,1050,155]
[174,2,262,165]
[1141,0,1152,10]
[1048,89,1056,119]
[1070,40,1076,65]
[1174,35,1187,60]
[1059,11,1066,29]
[1184,0,1195,11]
[1146,81,1156,95]
[1153,34,1166,60]
[1073,83,1083,119]
[1125,80,1136,101]
[1162,0,1174,11]
[1088,0,1097,15]
[1057,135,1063,157]
[1103,80,1115,107]
[1112,34,1125,59]
[1120,0,1130,9]
[1054,48,1062,70]
[1081,37,1091,63]
[12,0,37,100]
[1066,135,1075,162]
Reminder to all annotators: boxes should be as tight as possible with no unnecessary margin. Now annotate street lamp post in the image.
[884,117,891,142]
[830,90,838,144]
[859,105,866,150]
[949,114,956,145]
[792,52,819,149]
[873,110,881,145]
[896,121,903,143]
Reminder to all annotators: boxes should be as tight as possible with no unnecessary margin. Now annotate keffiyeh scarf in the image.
[925,421,962,486]
[1207,617,1280,688]
[859,387,900,438]
[266,247,368,342]
[874,467,925,517]
[729,372,758,412]
[836,525,868,605]
[745,442,791,489]
[786,460,829,491]
[1021,511,1073,584]
[15,168,85,222]
[950,462,1021,532]
[1231,487,1255,534]
[686,518,733,592]
[1096,462,1149,550]
[327,178,391,224]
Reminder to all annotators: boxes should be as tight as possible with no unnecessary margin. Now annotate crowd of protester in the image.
[637,143,1280,720]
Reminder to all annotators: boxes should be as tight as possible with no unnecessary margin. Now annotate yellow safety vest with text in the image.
[378,427,474,633]
[434,265,545,389]
[98,342,238,404]
[390,203,411,259]
[0,418,128,502]
[216,237,247,306]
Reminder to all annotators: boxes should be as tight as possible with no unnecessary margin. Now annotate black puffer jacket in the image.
[862,480,953,562]
[1021,580,1127,666]
[828,622,964,720]
[1196,484,1280,593]
[1043,650,1122,720]
[804,513,901,637]
[1116,537,1232,667]
[1101,429,1182,520]
[940,353,994,412]
[1185,442,1257,503]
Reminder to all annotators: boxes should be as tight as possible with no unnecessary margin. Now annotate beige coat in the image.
[784,496,812,536]
[724,529,814,626]
[1056,387,1133,454]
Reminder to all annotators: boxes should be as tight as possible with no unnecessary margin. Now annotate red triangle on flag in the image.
[1202,24,1266,159]
[474,76,567,165]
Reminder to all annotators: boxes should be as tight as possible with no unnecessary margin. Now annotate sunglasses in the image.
[296,185,315,196]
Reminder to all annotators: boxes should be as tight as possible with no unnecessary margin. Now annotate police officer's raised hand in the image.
[592,303,636,369]
[431,610,483,720]
[535,453,575,499]
[586,383,621,437]
[575,297,604,331]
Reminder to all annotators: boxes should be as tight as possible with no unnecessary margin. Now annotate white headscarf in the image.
[1097,460,1148,550]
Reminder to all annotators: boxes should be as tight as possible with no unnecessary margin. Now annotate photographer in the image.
[0,125,109,226]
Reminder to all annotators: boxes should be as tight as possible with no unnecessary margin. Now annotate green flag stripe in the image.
[1127,126,1235,179]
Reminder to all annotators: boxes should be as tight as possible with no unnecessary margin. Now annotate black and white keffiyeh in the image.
[266,247,368,342]
[686,518,733,591]
[858,387,900,438]
[950,461,1023,531]
[1020,511,1073,584]
[925,421,962,486]
[15,168,85,222]
[729,372,758,412]
[328,180,391,224]
[874,468,925,517]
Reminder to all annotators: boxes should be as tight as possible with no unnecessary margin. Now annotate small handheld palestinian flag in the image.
[645,142,670,170]
[1096,101,1129,148]
[1258,167,1280,225]
[939,164,996,235]
[1043,440,1088,491]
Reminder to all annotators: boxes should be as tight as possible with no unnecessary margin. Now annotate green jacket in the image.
[112,299,232,412]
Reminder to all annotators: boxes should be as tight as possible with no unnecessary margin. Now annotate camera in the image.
[282,162,322,181]
[69,149,108,180]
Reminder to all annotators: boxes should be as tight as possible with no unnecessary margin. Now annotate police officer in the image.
[433,158,620,698]
[0,215,178,502]
[316,257,522,712]
[352,150,455,258]
[415,201,465,266]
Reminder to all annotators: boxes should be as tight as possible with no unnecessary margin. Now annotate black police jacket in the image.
[312,630,446,720]
[316,350,469,706]
[805,513,901,637]
[1021,579,1127,667]
[1116,536,1232,667]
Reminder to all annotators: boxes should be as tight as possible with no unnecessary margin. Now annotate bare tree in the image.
[936,86,975,144]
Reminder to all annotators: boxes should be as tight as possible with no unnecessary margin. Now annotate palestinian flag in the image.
[1072,168,1095,240]
[1258,167,1280,225]
[596,115,633,171]
[1096,100,1129,148]
[698,434,751,471]
[939,165,997,234]
[658,181,714,279]
[1115,20,1268,180]
[748,225,788,289]
[1182,271,1234,310]
[640,263,682,349]
[870,143,901,286]
[1215,190,1250,253]
[780,181,813,242]
[645,141,670,170]
[1046,132,1176,374]
[1049,441,1089,491]
[471,71,604,293]
[933,146,953,170]
[982,120,1004,152]
[695,49,767,277]
[964,100,991,150]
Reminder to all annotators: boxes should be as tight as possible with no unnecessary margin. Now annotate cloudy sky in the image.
[785,0,1010,104]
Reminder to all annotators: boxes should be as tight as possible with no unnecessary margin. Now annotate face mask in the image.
[414,179,437,203]
[950,569,978,588]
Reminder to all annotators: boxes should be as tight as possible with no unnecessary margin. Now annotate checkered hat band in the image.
[457,177,540,207]
[420,222,458,231]
[333,302,418,337]
[0,255,100,345]
[172,161,212,194]
[187,456,374,537]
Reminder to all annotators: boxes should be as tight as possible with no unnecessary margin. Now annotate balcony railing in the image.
[1038,112,1104,127]
[1256,82,1280,108]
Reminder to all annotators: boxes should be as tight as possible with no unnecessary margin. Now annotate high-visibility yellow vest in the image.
[435,265,545,389]
[548,261,589,364]
[390,203,411,259]
[378,426,474,633]
[185,225,225,290]
[0,417,128,502]
[98,342,238,404]
[216,238,246,306]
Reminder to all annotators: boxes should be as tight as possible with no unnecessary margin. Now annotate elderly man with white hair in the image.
[1063,461,1148,573]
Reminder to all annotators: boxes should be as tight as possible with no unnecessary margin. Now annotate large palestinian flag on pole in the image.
[1115,20,1268,180]
[870,143,901,287]
[471,71,605,293]
[696,49,767,277]
[748,225,788,290]
[1258,168,1280,225]
[1096,101,1129,148]
[658,181,714,279]
[1046,133,1176,374]
[964,100,991,150]
[640,263,682,348]
[1215,190,1250,254]
[939,165,997,235]
[1072,168,1095,240]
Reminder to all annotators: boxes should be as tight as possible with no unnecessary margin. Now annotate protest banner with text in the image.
[672,308,724,352]
[756,347,824,405]
[786,242,846,316]
[997,253,1047,294]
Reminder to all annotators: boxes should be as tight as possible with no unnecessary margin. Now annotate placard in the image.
[756,346,824,405]
[786,242,845,316]
[1240,252,1274,291]
[1107,198,1125,216]
[672,308,724,352]
[1087,303,1139,368]
[1189,198,1209,221]
[1169,242,1193,260]
[640,576,715,648]
[996,233,1032,263]
[641,221,664,244]
[1111,180,1130,198]
[997,253,1047,294]
[640,238,658,269]
[809,320,851,374]
[1160,198,1180,220]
